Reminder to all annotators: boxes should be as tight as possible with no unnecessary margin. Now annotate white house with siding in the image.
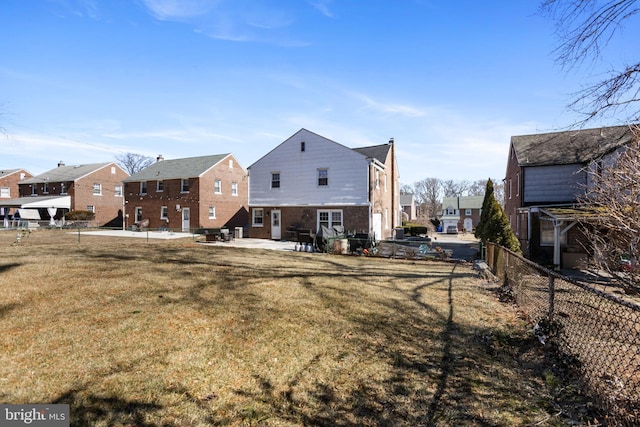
[247,128,400,241]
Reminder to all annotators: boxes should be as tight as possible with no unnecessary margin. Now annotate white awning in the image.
[17,209,41,220]
[11,195,71,209]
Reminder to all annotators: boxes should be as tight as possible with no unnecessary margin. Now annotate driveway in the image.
[429,232,480,261]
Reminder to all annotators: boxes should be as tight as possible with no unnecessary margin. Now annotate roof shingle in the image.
[511,125,633,166]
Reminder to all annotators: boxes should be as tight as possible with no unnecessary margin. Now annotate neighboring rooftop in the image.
[353,144,392,164]
[123,154,231,182]
[21,162,115,184]
[511,125,633,167]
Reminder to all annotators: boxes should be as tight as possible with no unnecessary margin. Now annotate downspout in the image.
[389,138,396,230]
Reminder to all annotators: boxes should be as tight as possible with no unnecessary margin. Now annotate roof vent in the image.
[57,161,65,167]
[157,154,164,162]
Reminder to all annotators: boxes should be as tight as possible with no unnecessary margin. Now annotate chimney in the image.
[57,161,65,167]
[389,138,394,145]
[156,155,164,162]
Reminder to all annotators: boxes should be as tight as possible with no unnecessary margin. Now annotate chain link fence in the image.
[486,242,640,425]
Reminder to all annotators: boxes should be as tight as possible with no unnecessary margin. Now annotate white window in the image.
[114,185,122,197]
[232,182,238,196]
[318,169,328,186]
[31,185,36,195]
[252,208,264,226]
[375,171,380,189]
[157,181,163,192]
[229,159,233,169]
[384,174,387,192]
[111,166,116,174]
[87,205,95,213]
[135,207,143,222]
[447,207,455,215]
[1,187,10,198]
[60,182,67,194]
[93,183,102,195]
[465,209,472,216]
[271,173,280,189]
[140,181,147,195]
[209,206,216,219]
[540,220,567,246]
[214,179,222,194]
[43,182,49,194]
[181,179,189,193]
[160,206,168,220]
[318,209,342,229]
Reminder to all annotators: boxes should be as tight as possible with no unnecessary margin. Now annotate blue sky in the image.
[1,0,635,185]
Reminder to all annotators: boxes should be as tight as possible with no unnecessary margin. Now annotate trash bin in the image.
[394,227,404,240]
[234,227,243,239]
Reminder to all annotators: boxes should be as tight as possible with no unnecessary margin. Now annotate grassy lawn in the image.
[0,229,594,426]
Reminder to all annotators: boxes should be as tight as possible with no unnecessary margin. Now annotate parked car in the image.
[446,226,458,234]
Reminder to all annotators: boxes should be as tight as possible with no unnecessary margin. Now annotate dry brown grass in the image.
[0,229,593,426]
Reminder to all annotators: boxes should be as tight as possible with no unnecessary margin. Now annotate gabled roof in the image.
[511,125,633,167]
[442,196,484,210]
[400,194,414,205]
[21,163,116,184]
[248,128,393,169]
[0,169,23,178]
[353,144,391,164]
[123,154,231,182]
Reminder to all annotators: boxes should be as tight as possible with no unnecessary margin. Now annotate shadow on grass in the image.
[35,246,574,425]
[0,262,21,273]
[53,391,164,427]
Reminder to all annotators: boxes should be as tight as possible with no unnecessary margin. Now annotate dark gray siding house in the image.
[504,125,633,268]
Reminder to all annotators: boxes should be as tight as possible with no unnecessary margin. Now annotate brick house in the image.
[247,129,400,241]
[440,196,483,233]
[123,154,248,232]
[400,193,417,221]
[0,168,33,224]
[504,125,633,268]
[3,161,129,226]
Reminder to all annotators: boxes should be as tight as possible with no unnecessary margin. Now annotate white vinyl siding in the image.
[249,130,369,206]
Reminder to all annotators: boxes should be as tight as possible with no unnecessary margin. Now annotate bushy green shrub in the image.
[402,222,428,236]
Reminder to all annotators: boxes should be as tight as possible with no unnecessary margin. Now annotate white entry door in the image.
[372,213,382,241]
[271,209,281,240]
[182,208,190,232]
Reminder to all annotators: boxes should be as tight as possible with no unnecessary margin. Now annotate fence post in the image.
[548,275,555,323]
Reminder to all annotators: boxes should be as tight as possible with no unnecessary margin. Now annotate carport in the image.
[538,206,604,269]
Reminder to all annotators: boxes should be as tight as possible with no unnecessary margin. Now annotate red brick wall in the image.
[17,164,127,226]
[124,158,248,231]
[0,170,32,200]
[73,164,129,225]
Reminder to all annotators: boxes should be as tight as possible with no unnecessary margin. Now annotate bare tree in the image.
[442,179,470,197]
[115,153,155,175]
[578,125,640,291]
[540,0,640,123]
[416,178,442,219]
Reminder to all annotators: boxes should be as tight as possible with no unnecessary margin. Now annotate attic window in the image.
[301,141,305,152]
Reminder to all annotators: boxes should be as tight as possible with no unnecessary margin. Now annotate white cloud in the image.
[352,93,429,118]
[139,0,305,45]
[306,0,334,18]
[139,0,219,20]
